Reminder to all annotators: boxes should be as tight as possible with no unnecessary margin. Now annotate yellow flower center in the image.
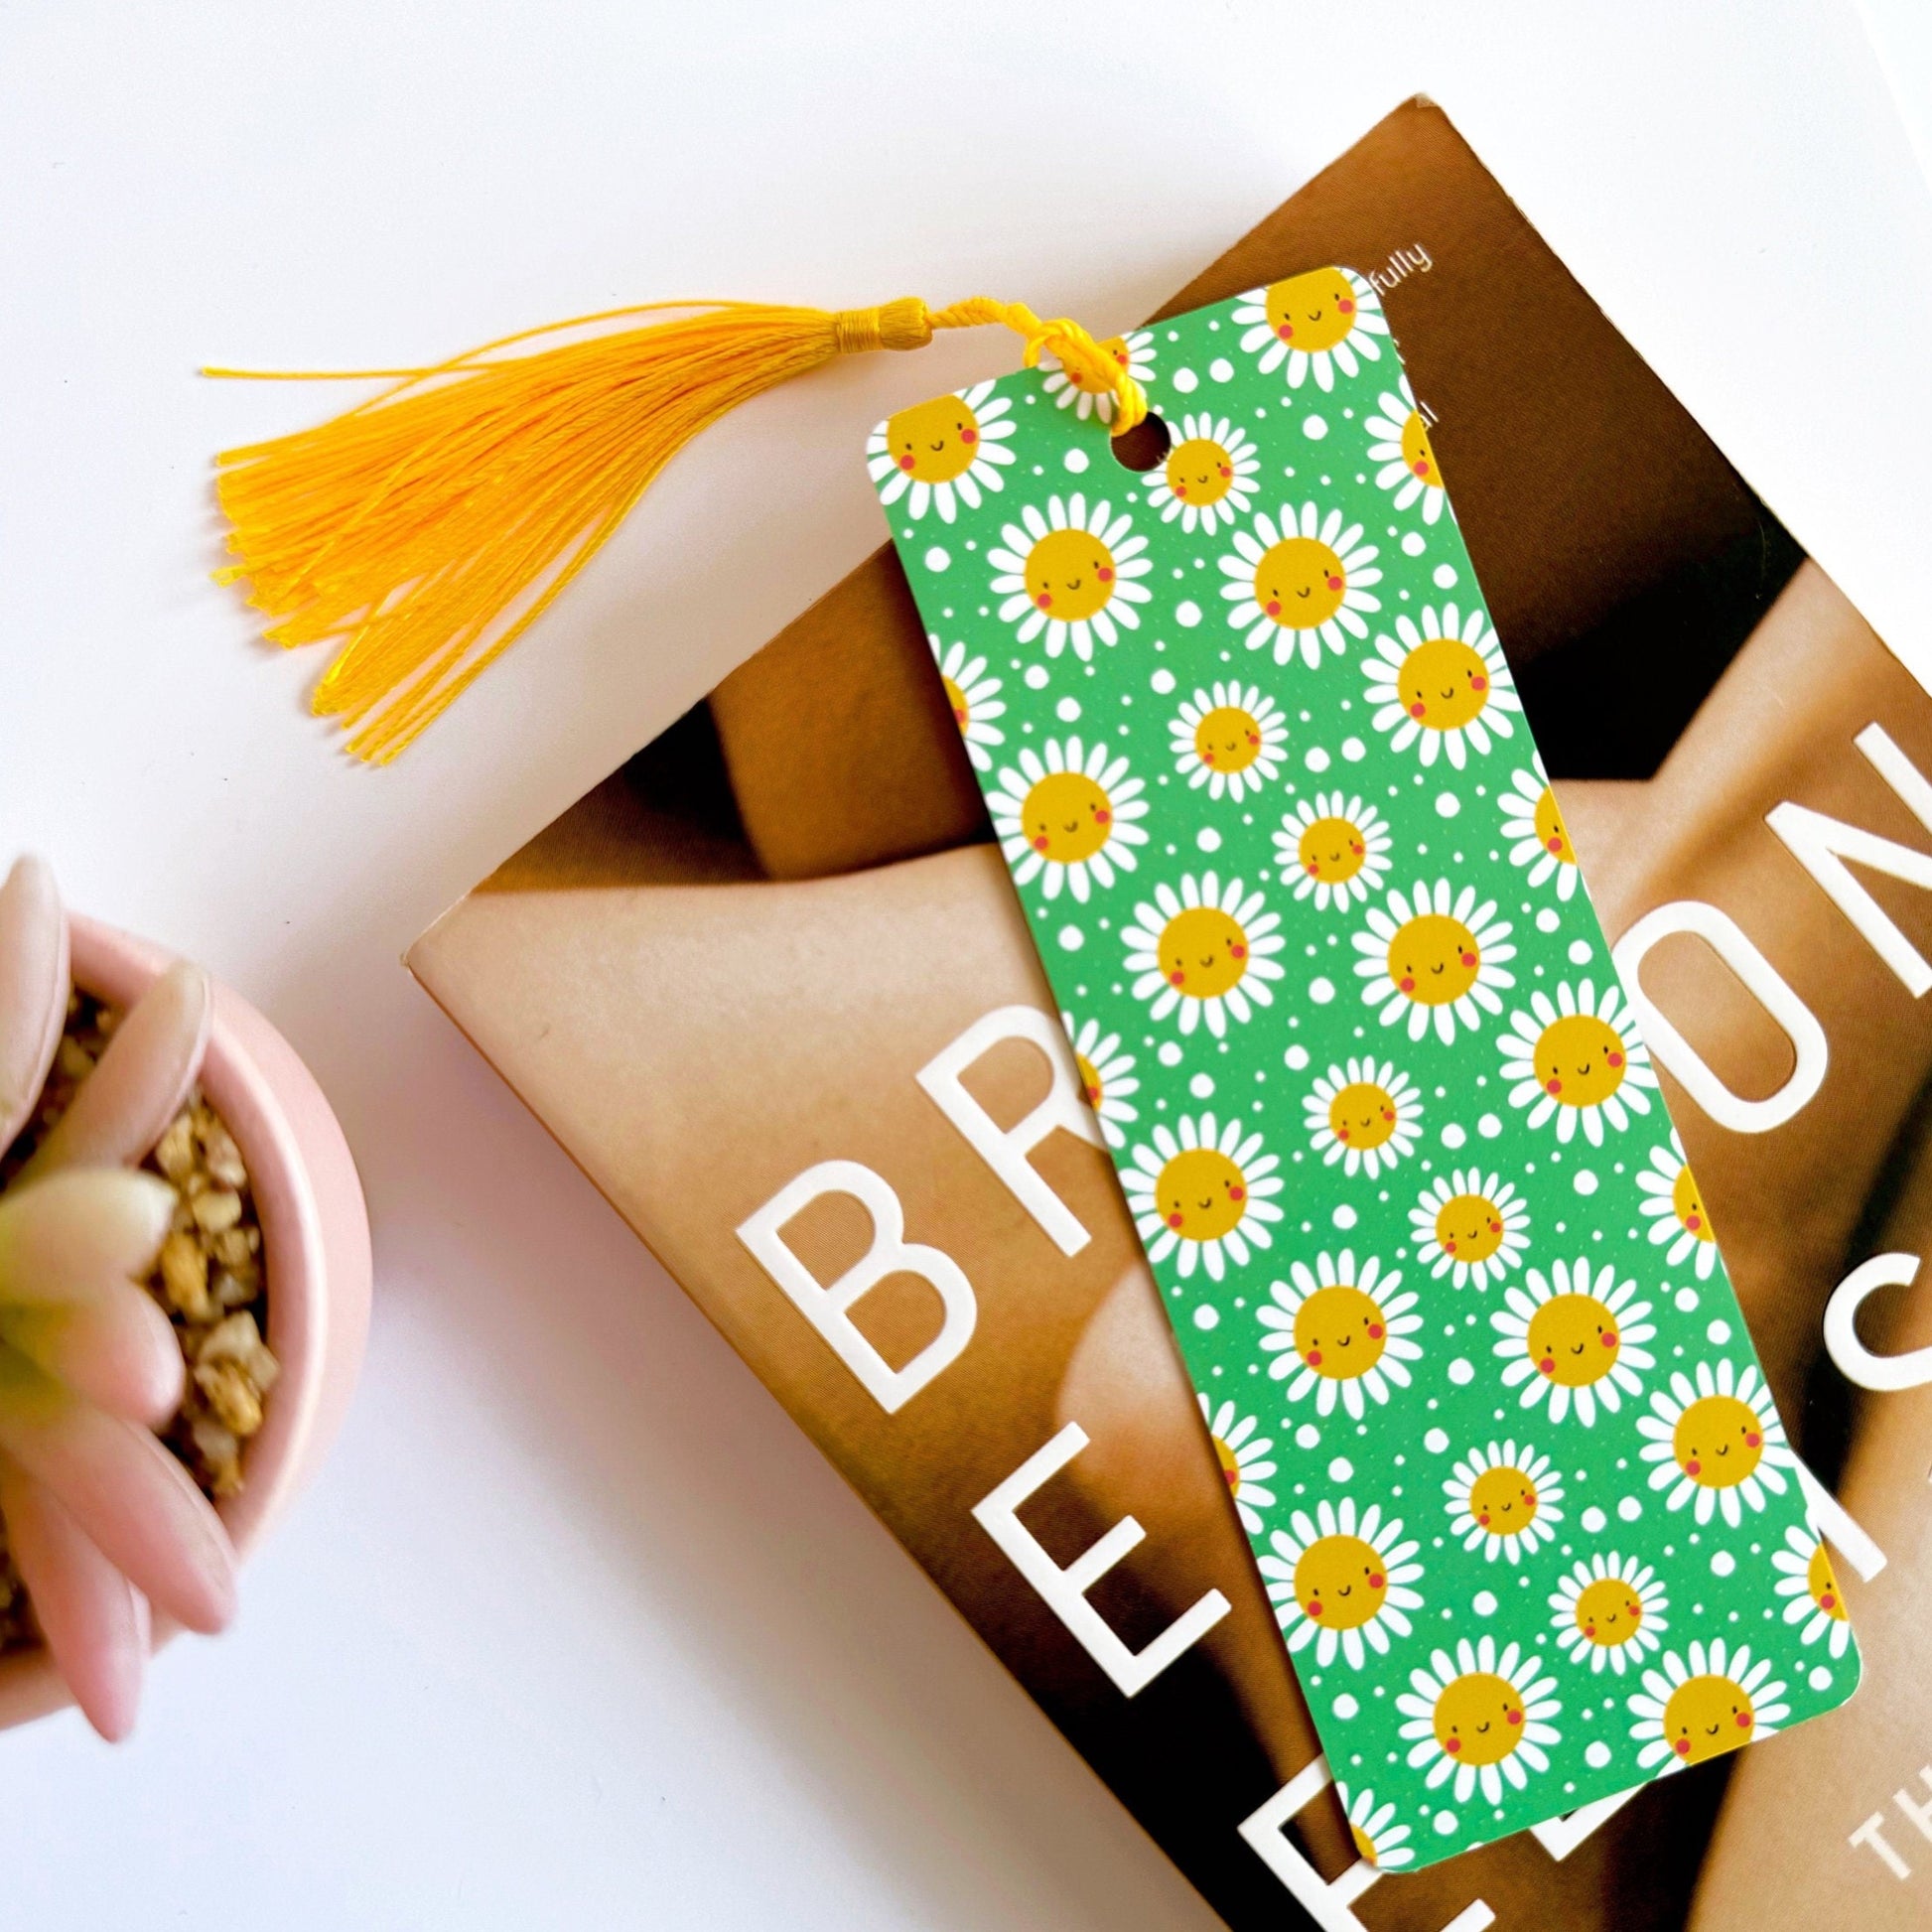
[884,393,983,484]
[1574,1578,1644,1648]
[1386,912,1480,1006]
[1023,526,1118,623]
[1164,436,1236,506]
[1158,905,1251,1001]
[1532,1013,1627,1107]
[1467,1465,1540,1538]
[1533,785,1574,865]
[940,673,970,731]
[1434,1192,1505,1264]
[1433,1672,1525,1767]
[1262,267,1361,354]
[1210,1432,1241,1489]
[1807,1543,1847,1619]
[1526,1294,1621,1388]
[1293,1533,1389,1631]
[1252,535,1346,630]
[1673,1394,1765,1487]
[1299,815,1367,884]
[1074,1051,1104,1110]
[1663,1674,1754,1766]
[1399,409,1441,484]
[1326,1080,1398,1152]
[1293,1285,1388,1379]
[1673,1164,1714,1242]
[1192,705,1263,773]
[1396,635,1492,732]
[1021,770,1115,865]
[1154,1147,1250,1243]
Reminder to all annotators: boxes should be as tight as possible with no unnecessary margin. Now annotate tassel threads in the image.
[208,295,1146,761]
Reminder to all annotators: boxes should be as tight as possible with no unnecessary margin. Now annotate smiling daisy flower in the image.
[1398,1635,1563,1807]
[928,635,1006,772]
[1500,759,1580,900]
[1550,1553,1668,1676]
[867,379,1017,522]
[1771,1522,1853,1658]
[1122,874,1286,1037]
[1335,1784,1415,1871]
[1039,329,1157,423]
[988,739,1149,902]
[1364,375,1448,524]
[988,494,1153,661]
[1232,266,1389,392]
[1635,1133,1720,1280]
[1637,1359,1797,1528]
[1061,1013,1138,1149]
[1304,1057,1423,1179]
[1123,1114,1285,1281]
[1258,1252,1423,1420]
[1490,1258,1656,1427]
[1258,1496,1424,1670]
[1274,793,1392,911]
[1443,1440,1565,1563]
[1498,980,1656,1146]
[1197,1395,1278,1534]
[1169,682,1288,802]
[1354,879,1516,1046]
[1628,1640,1790,1773]
[1409,1171,1529,1291]
[1220,503,1382,670]
[1361,607,1520,770]
[1143,414,1261,534]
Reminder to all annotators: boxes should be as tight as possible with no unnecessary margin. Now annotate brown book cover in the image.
[409,99,1932,1930]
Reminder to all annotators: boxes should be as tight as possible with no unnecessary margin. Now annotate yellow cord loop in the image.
[207,292,1145,760]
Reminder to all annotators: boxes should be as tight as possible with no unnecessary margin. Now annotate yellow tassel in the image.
[207,295,1147,761]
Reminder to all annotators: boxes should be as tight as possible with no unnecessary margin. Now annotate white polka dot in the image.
[1196,826,1222,853]
[1401,531,1427,557]
[1581,1506,1607,1534]
[1707,1318,1731,1345]
[1711,1551,1736,1577]
[1574,1171,1599,1196]
[1189,1073,1215,1099]
[1477,1113,1503,1139]
[1328,1456,1353,1482]
[1332,1692,1359,1721]
[1296,1422,1321,1449]
[1062,448,1090,474]
[1536,907,1562,934]
[1171,367,1199,393]
[1585,1741,1612,1771]
[1341,736,1367,761]
[1150,667,1176,694]
[1434,1810,1457,1837]
[1192,1304,1219,1330]
[1424,1428,1450,1453]
[1025,664,1050,690]
[1433,563,1457,589]
[1175,600,1202,627]
[1158,1041,1184,1068]
[1332,1203,1357,1230]
[1310,977,1336,1004]
[1306,746,1331,772]
[1208,356,1235,383]
[1058,925,1082,951]
[1472,1589,1498,1616]
[1808,1665,1834,1692]
[1449,1358,1474,1386]
[1617,1496,1643,1523]
[1055,696,1081,722]
[924,546,950,572]
[1436,792,1460,818]
[1302,414,1328,441]
[1441,1123,1467,1150]
[1674,1287,1700,1313]
[1568,939,1592,965]
[1285,1044,1311,1071]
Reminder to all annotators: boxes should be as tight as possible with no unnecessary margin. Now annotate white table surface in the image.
[5,3,1930,1923]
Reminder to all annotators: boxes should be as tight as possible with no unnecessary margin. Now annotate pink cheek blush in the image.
[1545,1078,1563,1095]
[1035,593,1052,610]
[897,455,915,471]
[1338,297,1355,314]
[960,427,977,444]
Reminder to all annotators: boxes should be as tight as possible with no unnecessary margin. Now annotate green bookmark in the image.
[871,268,1859,1868]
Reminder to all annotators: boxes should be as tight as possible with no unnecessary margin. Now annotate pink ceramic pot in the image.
[0,915,371,1729]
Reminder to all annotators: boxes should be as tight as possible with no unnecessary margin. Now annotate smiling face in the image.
[1807,1543,1847,1620]
[1533,785,1573,865]
[1673,1394,1765,1488]
[1193,705,1263,774]
[1673,1165,1714,1244]
[1156,1147,1248,1243]
[1327,1079,1398,1152]
[1293,1285,1387,1379]
[1397,635,1491,732]
[1467,1465,1540,1539]
[1433,1671,1525,1766]
[1165,436,1236,506]
[1386,912,1480,1006]
[1527,1294,1622,1388]
[1663,1673,1755,1765]
[1263,267,1360,354]
[1022,770,1114,864]
[1253,536,1346,629]
[1299,815,1366,884]
[1293,1533,1389,1631]
[1158,905,1250,1000]
[1024,527,1118,622]
[884,394,982,484]
[1399,409,1439,483]
[1435,1192,1505,1265]
[1533,1014,1627,1107]
[1574,1578,1645,1649]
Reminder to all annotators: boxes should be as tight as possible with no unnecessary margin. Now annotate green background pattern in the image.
[872,275,1858,1869]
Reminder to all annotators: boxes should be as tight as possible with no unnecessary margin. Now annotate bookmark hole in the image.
[1109,411,1171,474]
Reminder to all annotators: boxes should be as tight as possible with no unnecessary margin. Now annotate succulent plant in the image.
[0,856,237,1738]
